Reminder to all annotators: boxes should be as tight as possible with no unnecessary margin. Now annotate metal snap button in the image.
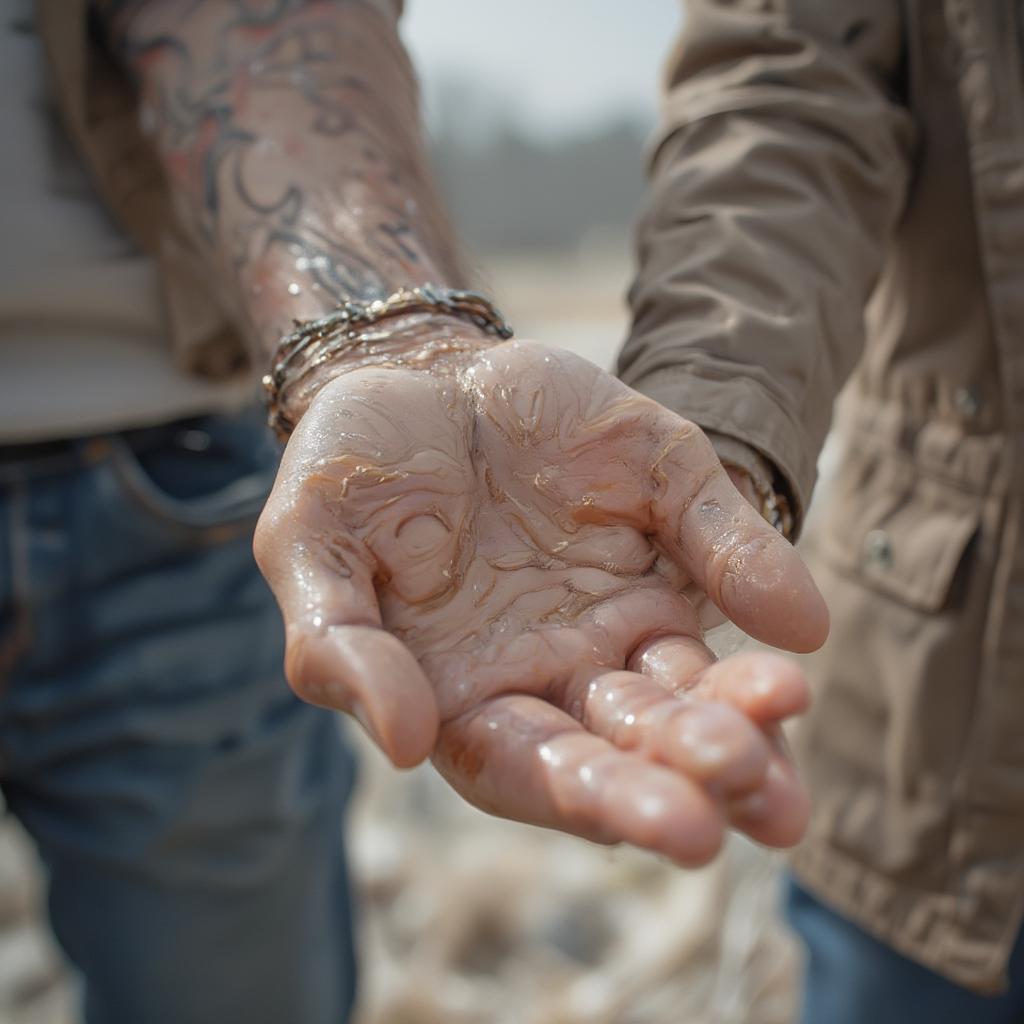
[863,529,893,570]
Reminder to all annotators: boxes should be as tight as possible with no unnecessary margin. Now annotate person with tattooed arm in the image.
[3,0,831,1020]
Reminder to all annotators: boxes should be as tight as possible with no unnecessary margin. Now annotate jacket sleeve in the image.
[619,0,915,526]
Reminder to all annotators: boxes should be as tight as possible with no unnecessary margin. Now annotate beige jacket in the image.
[622,0,1023,995]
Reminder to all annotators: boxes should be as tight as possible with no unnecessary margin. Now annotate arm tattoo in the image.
[99,0,465,362]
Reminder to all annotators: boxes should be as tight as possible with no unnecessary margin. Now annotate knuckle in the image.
[650,418,719,502]
[656,410,707,451]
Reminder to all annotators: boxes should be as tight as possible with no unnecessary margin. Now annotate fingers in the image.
[571,670,771,797]
[255,501,439,769]
[648,421,829,653]
[433,694,725,867]
[635,641,810,726]
[728,729,810,847]
[630,639,812,845]
[629,633,716,685]
[550,595,804,807]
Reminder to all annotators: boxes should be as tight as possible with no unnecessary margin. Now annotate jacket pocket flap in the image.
[817,447,980,612]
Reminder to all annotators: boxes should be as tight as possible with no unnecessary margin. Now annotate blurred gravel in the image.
[0,721,801,1024]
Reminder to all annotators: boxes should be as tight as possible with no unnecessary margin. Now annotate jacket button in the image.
[954,386,980,420]
[863,529,893,570]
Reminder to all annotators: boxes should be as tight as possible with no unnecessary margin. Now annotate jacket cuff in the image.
[625,361,816,537]
[704,430,775,492]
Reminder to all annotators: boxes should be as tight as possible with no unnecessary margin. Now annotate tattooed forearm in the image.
[99,0,468,367]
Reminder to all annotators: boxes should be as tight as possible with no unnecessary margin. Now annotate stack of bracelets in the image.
[262,284,514,440]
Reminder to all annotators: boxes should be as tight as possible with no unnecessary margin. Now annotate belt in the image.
[0,420,195,478]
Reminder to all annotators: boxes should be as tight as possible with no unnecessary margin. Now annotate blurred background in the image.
[407,0,677,369]
[0,2,803,1021]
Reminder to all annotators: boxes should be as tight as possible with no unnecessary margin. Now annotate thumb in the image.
[254,503,439,768]
[650,420,829,654]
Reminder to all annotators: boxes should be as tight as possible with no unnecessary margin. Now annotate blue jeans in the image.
[785,876,1024,1024]
[0,409,357,1024]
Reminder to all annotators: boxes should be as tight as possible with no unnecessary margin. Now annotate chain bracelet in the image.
[262,284,513,440]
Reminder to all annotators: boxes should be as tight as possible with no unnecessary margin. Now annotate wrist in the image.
[724,464,760,509]
[279,312,495,424]
[264,285,513,440]
[706,431,795,540]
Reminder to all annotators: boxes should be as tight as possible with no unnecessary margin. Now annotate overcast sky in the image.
[401,0,682,140]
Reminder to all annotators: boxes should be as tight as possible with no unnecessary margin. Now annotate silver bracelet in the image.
[262,284,513,440]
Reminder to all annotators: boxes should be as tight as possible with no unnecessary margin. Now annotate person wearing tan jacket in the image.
[4,0,830,1020]
[620,1,1024,1019]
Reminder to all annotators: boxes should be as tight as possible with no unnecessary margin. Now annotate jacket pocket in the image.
[815,442,981,612]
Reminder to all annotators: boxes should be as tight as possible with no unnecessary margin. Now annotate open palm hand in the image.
[256,340,828,864]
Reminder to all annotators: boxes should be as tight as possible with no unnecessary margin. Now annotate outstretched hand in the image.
[255,340,828,865]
